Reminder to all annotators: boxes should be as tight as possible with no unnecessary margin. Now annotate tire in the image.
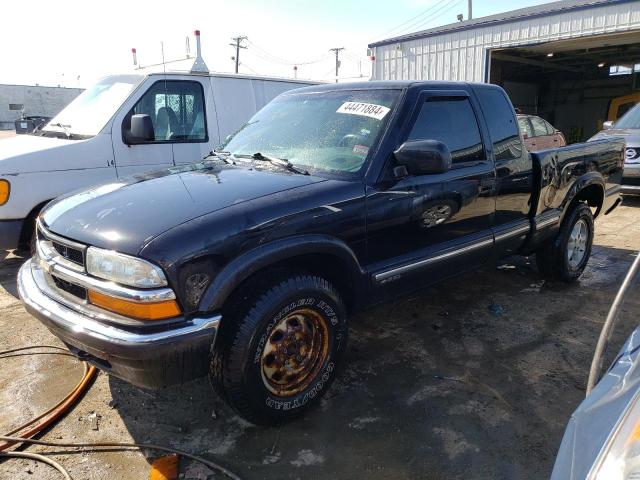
[536,202,594,282]
[210,273,348,425]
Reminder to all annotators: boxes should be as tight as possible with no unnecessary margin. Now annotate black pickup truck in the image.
[18,81,624,424]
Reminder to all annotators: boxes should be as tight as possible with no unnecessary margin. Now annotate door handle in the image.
[479,178,495,194]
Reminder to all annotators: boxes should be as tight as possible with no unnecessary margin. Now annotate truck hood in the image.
[0,133,109,175]
[42,163,326,254]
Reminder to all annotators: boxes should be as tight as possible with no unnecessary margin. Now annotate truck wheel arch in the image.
[199,235,366,314]
[561,174,605,220]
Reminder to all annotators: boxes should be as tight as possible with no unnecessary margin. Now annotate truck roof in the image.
[286,80,503,94]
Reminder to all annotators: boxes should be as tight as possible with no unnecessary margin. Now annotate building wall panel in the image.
[372,1,640,82]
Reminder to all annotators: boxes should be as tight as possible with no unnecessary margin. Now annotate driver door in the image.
[365,90,496,299]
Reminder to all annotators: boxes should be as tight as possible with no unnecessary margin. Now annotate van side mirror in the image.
[394,140,452,175]
[603,120,614,130]
[127,114,155,144]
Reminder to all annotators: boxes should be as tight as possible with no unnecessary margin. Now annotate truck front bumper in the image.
[17,258,220,389]
[0,219,24,250]
[622,162,640,194]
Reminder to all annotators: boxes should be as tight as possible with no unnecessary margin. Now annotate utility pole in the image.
[468,0,473,20]
[329,47,344,83]
[230,36,248,74]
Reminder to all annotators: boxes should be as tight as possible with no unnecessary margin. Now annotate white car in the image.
[0,71,316,251]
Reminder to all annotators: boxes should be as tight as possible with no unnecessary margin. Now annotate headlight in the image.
[86,247,167,288]
[0,179,10,206]
[590,392,640,479]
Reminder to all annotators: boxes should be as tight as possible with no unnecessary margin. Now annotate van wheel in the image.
[210,273,347,425]
[536,202,594,282]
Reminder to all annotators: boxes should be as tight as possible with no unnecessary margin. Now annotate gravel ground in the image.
[1,199,640,480]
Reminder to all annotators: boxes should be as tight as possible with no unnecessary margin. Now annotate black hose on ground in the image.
[0,436,242,480]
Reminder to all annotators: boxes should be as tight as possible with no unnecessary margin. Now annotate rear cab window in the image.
[408,97,484,164]
[475,88,524,161]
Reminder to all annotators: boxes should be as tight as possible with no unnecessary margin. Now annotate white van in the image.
[0,71,317,250]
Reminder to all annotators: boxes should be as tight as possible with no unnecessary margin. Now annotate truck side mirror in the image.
[603,120,614,130]
[394,140,452,175]
[127,114,155,143]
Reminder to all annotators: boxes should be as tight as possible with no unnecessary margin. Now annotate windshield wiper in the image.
[51,122,72,138]
[204,149,235,165]
[251,152,309,175]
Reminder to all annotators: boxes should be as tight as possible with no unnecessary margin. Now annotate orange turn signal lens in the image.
[88,290,181,320]
[0,180,10,206]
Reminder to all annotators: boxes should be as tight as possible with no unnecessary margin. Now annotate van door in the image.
[165,77,217,165]
[111,77,175,176]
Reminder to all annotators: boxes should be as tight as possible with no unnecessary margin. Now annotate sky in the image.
[1,0,556,88]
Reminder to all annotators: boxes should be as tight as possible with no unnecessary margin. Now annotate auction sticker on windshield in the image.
[337,102,390,120]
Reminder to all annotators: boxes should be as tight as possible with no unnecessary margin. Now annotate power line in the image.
[407,0,465,33]
[374,0,451,39]
[229,36,248,74]
[245,39,331,66]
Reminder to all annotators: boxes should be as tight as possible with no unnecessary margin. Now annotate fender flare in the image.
[199,234,366,312]
[560,173,605,221]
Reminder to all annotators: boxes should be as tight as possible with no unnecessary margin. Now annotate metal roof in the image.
[369,0,637,47]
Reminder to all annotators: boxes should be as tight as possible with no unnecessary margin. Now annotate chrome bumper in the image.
[18,258,220,388]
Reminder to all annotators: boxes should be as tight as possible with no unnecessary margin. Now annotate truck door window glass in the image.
[476,88,523,161]
[44,74,144,137]
[530,116,550,137]
[518,117,533,138]
[408,97,484,164]
[221,89,400,175]
[128,81,207,142]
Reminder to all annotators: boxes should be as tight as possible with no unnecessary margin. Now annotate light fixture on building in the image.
[598,62,606,68]
[547,53,554,57]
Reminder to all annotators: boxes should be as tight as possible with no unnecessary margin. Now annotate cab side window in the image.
[408,97,484,164]
[476,88,523,161]
[128,81,207,142]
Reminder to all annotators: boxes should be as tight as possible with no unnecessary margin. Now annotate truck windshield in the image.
[615,103,640,129]
[43,74,144,137]
[221,89,400,174]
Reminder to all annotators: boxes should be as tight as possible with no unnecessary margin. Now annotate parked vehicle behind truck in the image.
[18,81,624,424]
[0,71,316,251]
[591,101,640,194]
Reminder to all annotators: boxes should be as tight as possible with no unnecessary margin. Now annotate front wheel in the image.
[210,274,347,425]
[536,202,594,282]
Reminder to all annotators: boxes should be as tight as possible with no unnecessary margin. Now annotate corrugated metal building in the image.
[369,0,640,140]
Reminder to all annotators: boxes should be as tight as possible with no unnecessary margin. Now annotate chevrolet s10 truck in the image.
[18,81,624,424]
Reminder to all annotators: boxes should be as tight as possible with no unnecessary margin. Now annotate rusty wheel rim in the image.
[260,307,330,397]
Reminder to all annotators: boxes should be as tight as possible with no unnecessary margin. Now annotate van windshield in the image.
[43,74,144,137]
[220,89,400,174]
[615,102,640,129]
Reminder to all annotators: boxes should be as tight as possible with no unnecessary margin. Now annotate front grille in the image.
[52,275,87,300]
[52,240,84,266]
[625,148,640,163]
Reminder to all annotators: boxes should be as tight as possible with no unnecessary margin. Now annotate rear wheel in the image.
[210,273,347,425]
[536,202,594,282]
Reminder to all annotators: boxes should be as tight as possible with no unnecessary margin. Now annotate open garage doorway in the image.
[488,31,640,143]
